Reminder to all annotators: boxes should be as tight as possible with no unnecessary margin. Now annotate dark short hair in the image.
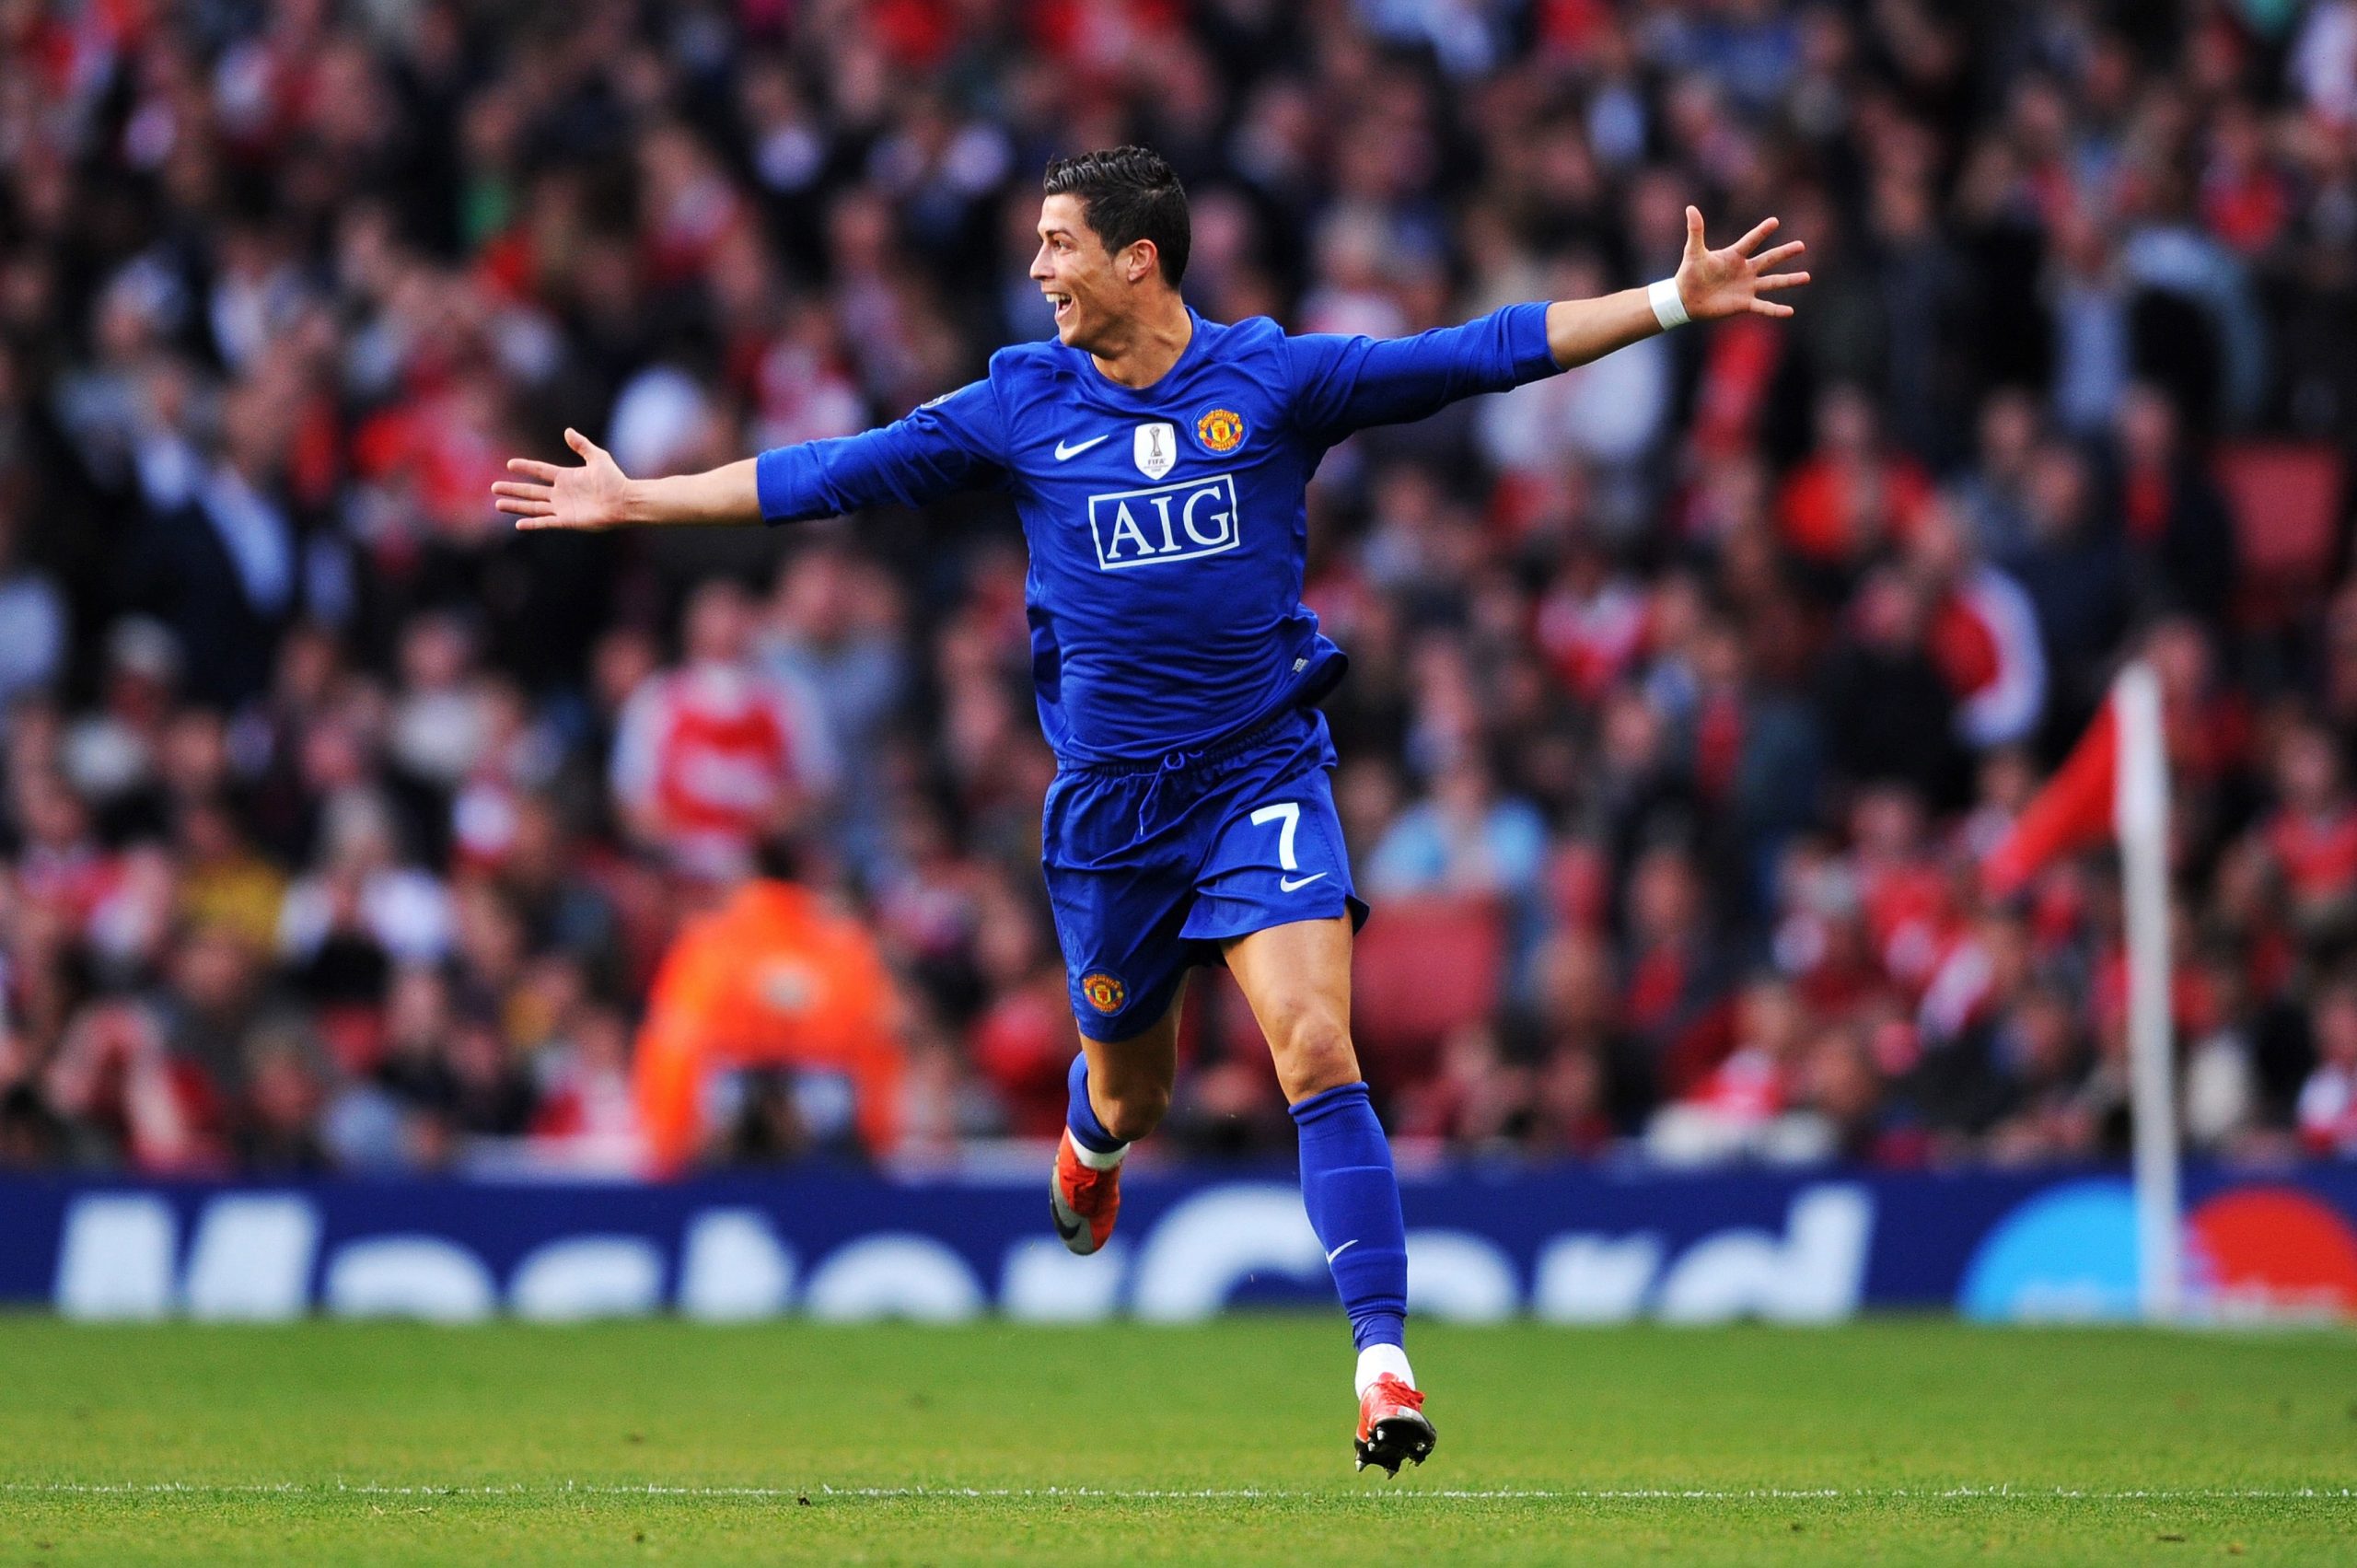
[1041,145,1190,285]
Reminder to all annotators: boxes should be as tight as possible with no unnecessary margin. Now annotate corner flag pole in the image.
[2112,662,2180,1323]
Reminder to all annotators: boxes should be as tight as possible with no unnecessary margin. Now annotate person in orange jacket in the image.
[632,857,902,1175]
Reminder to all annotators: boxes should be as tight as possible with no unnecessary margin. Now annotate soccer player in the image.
[494,145,1807,1473]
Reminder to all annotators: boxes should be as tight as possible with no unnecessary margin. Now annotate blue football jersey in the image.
[756,303,1559,764]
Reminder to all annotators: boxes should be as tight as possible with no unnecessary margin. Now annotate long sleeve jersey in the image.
[757,304,1561,765]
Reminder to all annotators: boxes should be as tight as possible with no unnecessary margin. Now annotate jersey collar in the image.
[1076,308,1211,405]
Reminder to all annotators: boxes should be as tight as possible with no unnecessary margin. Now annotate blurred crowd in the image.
[2,0,2355,1179]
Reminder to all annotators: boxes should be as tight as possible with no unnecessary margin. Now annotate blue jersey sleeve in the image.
[1280,301,1560,446]
[756,378,1008,525]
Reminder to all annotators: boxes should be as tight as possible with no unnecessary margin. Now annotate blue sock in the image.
[1290,1081,1408,1352]
[1066,1052,1124,1154]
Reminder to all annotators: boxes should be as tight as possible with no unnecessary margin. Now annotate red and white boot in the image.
[1355,1375,1437,1475]
[1049,1129,1121,1255]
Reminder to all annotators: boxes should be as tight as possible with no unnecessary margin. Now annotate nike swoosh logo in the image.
[1326,1239,1358,1264]
[1280,872,1329,892]
[1053,434,1111,461]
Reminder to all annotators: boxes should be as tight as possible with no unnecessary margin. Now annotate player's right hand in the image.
[493,428,633,531]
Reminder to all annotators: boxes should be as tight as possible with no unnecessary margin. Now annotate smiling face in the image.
[1031,192,1151,352]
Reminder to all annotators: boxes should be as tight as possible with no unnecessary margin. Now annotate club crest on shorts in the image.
[1079,971,1127,1014]
[1133,422,1177,481]
[1194,407,1246,454]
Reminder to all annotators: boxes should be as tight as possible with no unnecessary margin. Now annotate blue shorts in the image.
[1042,706,1369,1042]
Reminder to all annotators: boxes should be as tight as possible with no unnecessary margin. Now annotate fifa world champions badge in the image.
[1133,422,1177,480]
[1080,971,1127,1014]
[1195,407,1246,454]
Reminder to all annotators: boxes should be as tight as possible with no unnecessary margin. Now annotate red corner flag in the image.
[1982,699,2121,898]
[1981,660,2182,1320]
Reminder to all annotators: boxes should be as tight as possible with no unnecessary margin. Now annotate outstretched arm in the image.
[494,429,759,531]
[1544,207,1808,370]
[496,379,1010,533]
[1283,208,1806,445]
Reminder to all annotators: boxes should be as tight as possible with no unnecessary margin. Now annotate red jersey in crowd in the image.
[1928,569,2046,748]
[1685,1044,1787,1124]
[609,661,837,870]
[2265,806,2357,905]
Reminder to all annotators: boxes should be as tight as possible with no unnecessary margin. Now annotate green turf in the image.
[0,1318,2351,1564]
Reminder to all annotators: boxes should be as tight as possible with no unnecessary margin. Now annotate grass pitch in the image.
[0,1318,2351,1564]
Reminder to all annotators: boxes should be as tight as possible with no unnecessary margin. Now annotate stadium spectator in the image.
[964,876,1071,1140]
[1645,971,1819,1165]
[2014,438,2132,740]
[2109,383,2237,625]
[1903,496,2048,753]
[758,545,910,879]
[1817,568,1966,807]
[1364,749,1550,988]
[610,577,839,878]
[631,853,904,1174]
[2261,720,2357,940]
[0,0,2351,1178]
[0,499,66,717]
[2297,978,2357,1157]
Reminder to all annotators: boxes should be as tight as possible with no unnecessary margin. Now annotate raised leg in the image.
[1069,975,1186,1147]
[1051,981,1187,1257]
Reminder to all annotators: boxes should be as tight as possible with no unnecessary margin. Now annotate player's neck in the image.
[1087,294,1193,390]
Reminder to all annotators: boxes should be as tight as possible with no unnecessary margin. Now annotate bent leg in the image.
[1069,976,1186,1153]
[1225,917,1411,1373]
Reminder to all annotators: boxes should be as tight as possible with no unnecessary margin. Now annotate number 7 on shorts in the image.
[1251,801,1301,870]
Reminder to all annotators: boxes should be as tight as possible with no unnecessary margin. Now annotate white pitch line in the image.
[0,1482,2351,1503]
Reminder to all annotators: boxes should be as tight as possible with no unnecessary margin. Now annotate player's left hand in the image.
[1674,207,1810,321]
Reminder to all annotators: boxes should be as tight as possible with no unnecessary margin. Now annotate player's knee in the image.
[1100,1084,1169,1143]
[1271,1010,1360,1100]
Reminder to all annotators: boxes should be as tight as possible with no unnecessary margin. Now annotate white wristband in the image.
[1647,277,1690,331]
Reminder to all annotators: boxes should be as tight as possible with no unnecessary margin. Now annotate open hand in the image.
[1673,207,1810,322]
[493,428,633,531]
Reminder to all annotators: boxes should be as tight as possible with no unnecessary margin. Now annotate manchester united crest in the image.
[1195,407,1246,454]
[1079,971,1127,1014]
